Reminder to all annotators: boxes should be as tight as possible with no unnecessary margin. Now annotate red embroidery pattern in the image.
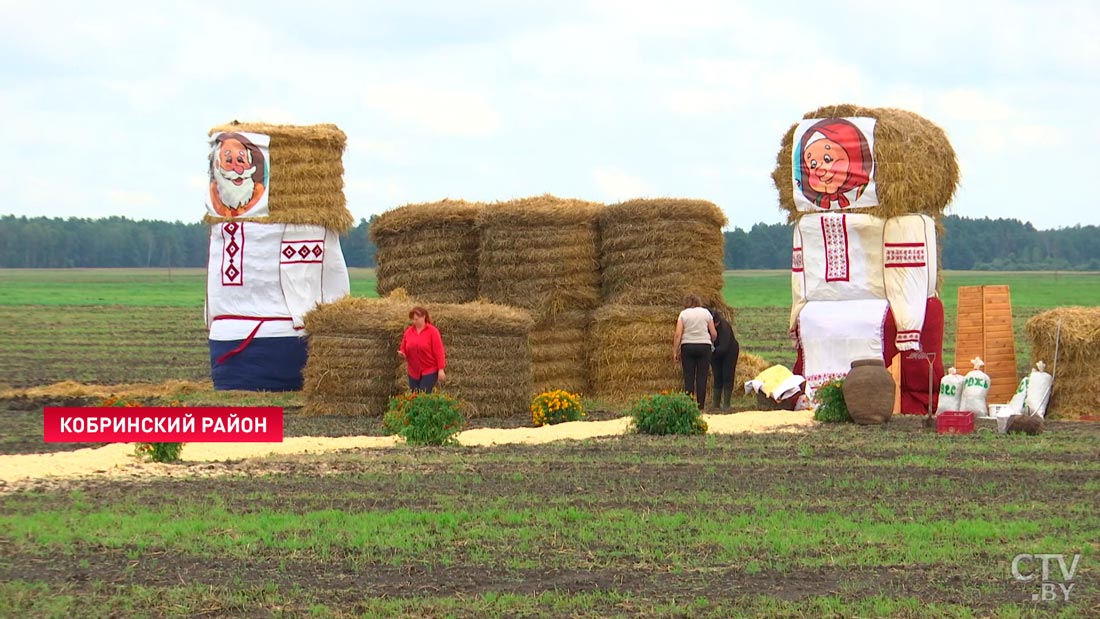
[221,222,243,286]
[806,371,849,389]
[821,214,850,282]
[896,330,921,343]
[281,239,325,264]
[792,247,804,272]
[885,242,926,268]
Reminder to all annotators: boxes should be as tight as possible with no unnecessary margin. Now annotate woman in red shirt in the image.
[398,306,447,392]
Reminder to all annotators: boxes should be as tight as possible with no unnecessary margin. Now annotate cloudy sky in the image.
[2,0,1097,230]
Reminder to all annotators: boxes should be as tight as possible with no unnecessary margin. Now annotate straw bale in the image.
[302,296,411,334]
[371,200,484,238]
[1030,390,1098,420]
[771,104,960,223]
[301,297,411,417]
[205,121,352,232]
[209,122,347,146]
[1025,307,1100,363]
[1024,307,1100,419]
[600,199,726,307]
[431,300,534,333]
[476,195,603,311]
[302,335,399,416]
[391,301,535,418]
[530,310,592,394]
[602,199,728,228]
[590,304,683,402]
[371,200,482,303]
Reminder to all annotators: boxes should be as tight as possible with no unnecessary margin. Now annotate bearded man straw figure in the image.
[208,132,267,217]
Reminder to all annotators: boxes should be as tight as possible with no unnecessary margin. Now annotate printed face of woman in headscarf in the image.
[803,137,850,195]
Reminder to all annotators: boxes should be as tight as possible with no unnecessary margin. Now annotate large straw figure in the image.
[772,105,960,413]
[204,122,352,390]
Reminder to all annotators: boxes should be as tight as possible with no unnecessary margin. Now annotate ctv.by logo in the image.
[1012,553,1081,602]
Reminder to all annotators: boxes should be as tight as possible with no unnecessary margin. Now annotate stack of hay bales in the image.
[301,297,409,416]
[359,194,736,413]
[477,195,602,393]
[369,200,482,303]
[1025,307,1100,419]
[204,122,352,231]
[592,199,729,402]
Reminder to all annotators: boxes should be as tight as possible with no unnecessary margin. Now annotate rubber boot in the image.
[721,385,733,410]
[712,384,722,411]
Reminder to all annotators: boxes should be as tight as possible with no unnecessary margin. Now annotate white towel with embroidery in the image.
[883,214,936,351]
[798,298,889,392]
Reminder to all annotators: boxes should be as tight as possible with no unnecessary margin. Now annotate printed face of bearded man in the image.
[212,138,258,209]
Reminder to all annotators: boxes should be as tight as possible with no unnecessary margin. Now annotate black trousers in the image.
[711,341,740,389]
[680,343,713,408]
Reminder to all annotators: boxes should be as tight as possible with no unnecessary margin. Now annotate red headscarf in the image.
[798,118,872,210]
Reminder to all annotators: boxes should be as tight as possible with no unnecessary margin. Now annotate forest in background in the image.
[2,214,1098,271]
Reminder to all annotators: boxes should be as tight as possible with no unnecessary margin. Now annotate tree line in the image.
[1,214,1097,271]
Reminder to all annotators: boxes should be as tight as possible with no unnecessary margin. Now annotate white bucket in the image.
[995,409,1016,433]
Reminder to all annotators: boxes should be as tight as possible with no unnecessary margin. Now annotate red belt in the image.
[211,315,301,365]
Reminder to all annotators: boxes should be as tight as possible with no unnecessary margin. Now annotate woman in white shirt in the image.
[673,293,718,409]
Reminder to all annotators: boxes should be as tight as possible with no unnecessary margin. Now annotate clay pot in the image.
[842,358,895,425]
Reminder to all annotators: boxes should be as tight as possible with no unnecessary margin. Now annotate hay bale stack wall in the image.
[367,195,745,409]
[600,199,727,308]
[301,297,409,416]
[591,305,683,402]
[204,122,352,232]
[370,200,482,303]
[1025,307,1100,419]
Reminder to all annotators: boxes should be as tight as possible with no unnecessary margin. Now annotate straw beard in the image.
[213,165,258,209]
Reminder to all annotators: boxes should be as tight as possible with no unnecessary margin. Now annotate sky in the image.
[2,0,1098,230]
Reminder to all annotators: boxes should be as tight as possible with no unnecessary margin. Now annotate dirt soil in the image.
[3,431,1092,611]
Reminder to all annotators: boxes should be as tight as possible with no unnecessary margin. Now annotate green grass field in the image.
[3,268,1097,309]
[1,268,1095,388]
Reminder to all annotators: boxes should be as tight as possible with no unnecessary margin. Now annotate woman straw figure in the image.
[673,294,718,409]
[398,306,447,392]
